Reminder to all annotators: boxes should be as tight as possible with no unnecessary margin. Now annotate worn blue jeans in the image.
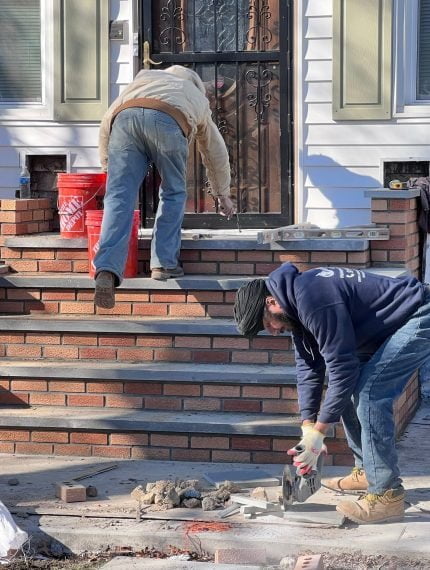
[341,289,430,493]
[94,107,188,282]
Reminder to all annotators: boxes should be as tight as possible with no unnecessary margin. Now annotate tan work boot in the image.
[151,266,184,281]
[324,467,368,492]
[336,488,405,524]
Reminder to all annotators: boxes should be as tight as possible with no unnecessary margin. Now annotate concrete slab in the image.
[2,403,430,563]
[101,558,263,569]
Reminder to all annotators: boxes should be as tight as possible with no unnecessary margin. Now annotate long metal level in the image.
[257,225,390,244]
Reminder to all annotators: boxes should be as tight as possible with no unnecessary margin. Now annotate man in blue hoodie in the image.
[234,263,430,524]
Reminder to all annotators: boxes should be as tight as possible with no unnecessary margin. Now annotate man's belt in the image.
[110,97,191,138]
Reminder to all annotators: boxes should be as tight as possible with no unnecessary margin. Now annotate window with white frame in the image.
[0,0,42,104]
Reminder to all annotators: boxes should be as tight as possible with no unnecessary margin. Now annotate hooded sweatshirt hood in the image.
[266,262,300,322]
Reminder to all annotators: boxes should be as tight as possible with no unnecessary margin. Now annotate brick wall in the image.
[366,189,421,275]
[0,199,53,236]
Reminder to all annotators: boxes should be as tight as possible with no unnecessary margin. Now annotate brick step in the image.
[0,316,294,365]
[0,360,298,414]
[2,232,370,276]
[0,405,352,465]
[0,273,251,317]
[0,267,408,318]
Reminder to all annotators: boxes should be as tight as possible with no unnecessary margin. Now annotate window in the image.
[394,0,430,115]
[0,0,42,104]
[417,0,430,99]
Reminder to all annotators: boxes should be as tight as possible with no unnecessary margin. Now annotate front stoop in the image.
[0,188,423,465]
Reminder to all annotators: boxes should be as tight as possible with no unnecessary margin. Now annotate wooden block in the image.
[294,554,324,570]
[55,481,87,503]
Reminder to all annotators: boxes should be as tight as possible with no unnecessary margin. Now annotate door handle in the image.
[143,41,163,69]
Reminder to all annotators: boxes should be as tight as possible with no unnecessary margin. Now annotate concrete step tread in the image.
[0,360,297,385]
[0,315,245,335]
[0,267,409,293]
[5,232,369,252]
[0,405,305,437]
[0,273,254,291]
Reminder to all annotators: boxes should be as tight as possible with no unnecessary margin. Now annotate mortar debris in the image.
[131,478,240,512]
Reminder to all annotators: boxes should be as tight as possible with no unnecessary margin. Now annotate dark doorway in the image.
[140,0,293,229]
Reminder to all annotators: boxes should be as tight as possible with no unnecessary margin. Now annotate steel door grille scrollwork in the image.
[142,0,292,229]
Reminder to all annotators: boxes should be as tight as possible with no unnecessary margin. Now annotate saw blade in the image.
[282,464,294,510]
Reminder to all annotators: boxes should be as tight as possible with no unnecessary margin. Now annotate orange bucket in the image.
[86,210,140,278]
[57,173,106,238]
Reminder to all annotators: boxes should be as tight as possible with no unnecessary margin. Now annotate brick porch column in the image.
[0,199,54,236]
[365,189,421,276]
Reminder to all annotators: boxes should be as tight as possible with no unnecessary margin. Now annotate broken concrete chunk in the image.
[163,487,180,508]
[182,498,201,509]
[130,485,146,502]
[178,486,201,500]
[86,485,98,498]
[202,496,219,511]
[251,487,268,501]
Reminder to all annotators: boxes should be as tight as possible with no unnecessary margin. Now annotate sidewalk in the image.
[1,403,430,566]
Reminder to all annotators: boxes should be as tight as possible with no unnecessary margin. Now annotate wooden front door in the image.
[141,0,293,229]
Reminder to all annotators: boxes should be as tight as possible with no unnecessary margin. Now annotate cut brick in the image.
[214,548,267,565]
[55,481,87,503]
[294,554,324,570]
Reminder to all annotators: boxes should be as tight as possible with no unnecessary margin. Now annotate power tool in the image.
[282,448,325,509]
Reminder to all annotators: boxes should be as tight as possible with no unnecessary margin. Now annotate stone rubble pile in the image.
[131,478,241,511]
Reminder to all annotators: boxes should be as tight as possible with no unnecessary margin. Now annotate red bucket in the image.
[86,210,140,278]
[57,173,106,238]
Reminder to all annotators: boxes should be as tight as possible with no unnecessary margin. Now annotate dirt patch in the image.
[321,552,430,570]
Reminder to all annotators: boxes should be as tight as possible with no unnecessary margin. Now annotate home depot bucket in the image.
[86,210,140,278]
[57,173,106,238]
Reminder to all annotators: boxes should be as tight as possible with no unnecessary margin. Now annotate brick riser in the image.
[0,370,420,466]
[1,247,370,275]
[0,288,236,318]
[0,333,294,365]
[0,378,300,414]
[0,429,350,465]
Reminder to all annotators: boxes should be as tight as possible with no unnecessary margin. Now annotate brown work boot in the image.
[324,467,368,492]
[151,266,184,281]
[94,271,116,309]
[336,488,405,524]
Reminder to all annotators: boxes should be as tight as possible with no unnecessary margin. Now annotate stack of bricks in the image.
[0,199,54,236]
[366,189,421,276]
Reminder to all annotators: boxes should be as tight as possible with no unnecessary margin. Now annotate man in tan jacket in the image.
[94,65,234,309]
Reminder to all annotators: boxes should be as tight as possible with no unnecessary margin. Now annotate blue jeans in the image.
[341,289,430,493]
[94,107,188,282]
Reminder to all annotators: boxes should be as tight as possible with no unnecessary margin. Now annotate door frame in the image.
[139,0,294,230]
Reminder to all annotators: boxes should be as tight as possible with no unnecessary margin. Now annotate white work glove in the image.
[216,195,236,220]
[287,425,325,475]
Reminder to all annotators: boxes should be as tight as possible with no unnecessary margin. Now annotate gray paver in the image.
[204,468,280,488]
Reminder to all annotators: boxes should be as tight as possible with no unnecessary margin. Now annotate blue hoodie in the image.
[266,263,425,424]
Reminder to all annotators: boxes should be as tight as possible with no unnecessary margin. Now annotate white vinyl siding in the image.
[297,0,430,228]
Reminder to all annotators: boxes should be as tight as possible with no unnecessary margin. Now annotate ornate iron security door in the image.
[141,0,292,229]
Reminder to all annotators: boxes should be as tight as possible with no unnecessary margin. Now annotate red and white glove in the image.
[287,424,325,475]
